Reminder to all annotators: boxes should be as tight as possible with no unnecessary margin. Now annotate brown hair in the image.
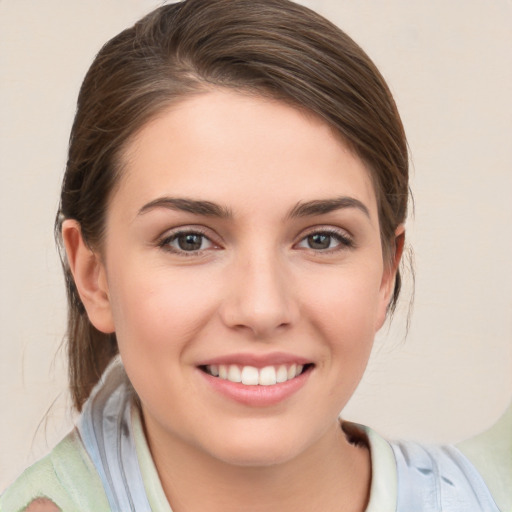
[56,0,409,411]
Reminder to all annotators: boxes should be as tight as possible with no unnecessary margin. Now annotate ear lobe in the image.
[376,225,406,330]
[61,219,115,334]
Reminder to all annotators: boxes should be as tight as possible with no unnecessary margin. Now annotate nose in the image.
[219,249,299,339]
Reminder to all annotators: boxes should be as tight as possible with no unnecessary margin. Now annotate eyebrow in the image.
[288,196,370,219]
[138,197,233,218]
[137,195,370,220]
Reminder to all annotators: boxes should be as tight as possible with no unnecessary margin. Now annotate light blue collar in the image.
[78,357,152,511]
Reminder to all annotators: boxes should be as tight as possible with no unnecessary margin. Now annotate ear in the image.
[376,225,405,330]
[61,219,115,333]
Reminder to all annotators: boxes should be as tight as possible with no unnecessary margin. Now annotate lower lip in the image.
[198,367,312,407]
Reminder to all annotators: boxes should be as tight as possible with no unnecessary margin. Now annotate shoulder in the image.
[457,402,512,512]
[352,420,505,512]
[390,440,502,512]
[0,429,109,512]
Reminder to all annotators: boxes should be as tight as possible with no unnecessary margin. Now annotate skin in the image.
[63,89,403,512]
[23,498,60,512]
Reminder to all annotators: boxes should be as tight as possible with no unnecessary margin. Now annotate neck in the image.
[144,418,371,512]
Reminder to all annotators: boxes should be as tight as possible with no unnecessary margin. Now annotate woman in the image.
[1,1,508,511]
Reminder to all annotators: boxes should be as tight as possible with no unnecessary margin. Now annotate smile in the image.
[201,363,311,386]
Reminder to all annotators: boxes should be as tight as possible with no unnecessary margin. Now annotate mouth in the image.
[199,363,314,386]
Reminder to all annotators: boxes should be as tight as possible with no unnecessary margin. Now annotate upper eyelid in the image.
[157,225,218,242]
[297,224,353,239]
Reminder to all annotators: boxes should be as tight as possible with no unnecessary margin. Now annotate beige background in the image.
[1,0,511,491]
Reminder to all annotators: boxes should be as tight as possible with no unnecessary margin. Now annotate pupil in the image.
[308,234,330,250]
[178,234,202,251]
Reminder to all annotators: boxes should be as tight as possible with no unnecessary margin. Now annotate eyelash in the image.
[157,227,354,256]
[158,228,218,256]
[295,228,354,253]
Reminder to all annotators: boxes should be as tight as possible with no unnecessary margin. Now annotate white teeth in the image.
[227,365,242,383]
[205,363,308,385]
[259,366,277,386]
[241,366,259,385]
[276,365,288,383]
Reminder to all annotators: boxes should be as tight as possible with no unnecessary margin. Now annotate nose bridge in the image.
[221,242,297,337]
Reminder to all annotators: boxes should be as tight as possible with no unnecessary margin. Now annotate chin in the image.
[211,441,299,468]
[200,420,317,468]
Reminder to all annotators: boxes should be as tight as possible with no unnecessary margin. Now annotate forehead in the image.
[115,89,378,221]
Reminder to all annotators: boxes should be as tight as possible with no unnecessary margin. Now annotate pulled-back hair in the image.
[56,0,409,411]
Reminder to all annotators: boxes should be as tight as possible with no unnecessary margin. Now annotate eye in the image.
[160,230,215,254]
[296,229,353,251]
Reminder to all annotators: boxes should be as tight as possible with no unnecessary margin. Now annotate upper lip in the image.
[196,352,312,368]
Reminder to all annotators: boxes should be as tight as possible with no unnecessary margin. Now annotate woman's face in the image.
[91,89,396,466]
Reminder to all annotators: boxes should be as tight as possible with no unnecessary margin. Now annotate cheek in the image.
[293,263,383,415]
[300,263,384,352]
[106,261,219,356]
[105,262,222,412]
